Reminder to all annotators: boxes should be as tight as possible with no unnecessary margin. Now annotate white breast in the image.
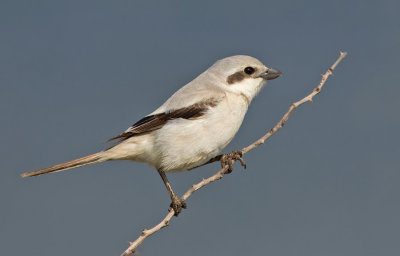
[151,93,248,172]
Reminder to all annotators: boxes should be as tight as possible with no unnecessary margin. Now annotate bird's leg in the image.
[157,169,186,216]
[220,150,246,174]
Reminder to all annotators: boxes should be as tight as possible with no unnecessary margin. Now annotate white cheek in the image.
[228,78,266,101]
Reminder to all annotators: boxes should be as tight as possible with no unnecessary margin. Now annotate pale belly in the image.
[152,95,248,172]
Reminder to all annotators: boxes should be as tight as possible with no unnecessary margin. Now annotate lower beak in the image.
[259,68,282,80]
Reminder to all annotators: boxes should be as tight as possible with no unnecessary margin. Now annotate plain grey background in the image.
[1,0,399,255]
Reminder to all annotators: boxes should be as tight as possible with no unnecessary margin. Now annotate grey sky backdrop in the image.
[1,1,399,255]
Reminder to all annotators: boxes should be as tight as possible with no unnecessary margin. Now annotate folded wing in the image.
[108,98,221,142]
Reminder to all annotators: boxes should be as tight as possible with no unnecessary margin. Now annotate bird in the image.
[21,55,282,215]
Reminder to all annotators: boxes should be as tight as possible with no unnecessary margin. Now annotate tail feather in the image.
[21,152,104,178]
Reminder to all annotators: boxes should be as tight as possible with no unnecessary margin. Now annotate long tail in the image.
[21,152,105,178]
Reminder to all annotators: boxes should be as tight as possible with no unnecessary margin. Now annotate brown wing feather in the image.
[108,98,220,142]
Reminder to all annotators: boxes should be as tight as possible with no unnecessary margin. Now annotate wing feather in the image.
[108,98,220,142]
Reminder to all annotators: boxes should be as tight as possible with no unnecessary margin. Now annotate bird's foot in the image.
[170,196,187,216]
[220,150,246,174]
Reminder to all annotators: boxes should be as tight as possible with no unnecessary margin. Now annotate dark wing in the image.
[108,98,220,142]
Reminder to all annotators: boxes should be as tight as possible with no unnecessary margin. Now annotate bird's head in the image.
[209,55,282,102]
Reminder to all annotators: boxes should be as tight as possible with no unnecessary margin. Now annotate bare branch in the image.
[120,51,347,256]
[121,166,231,256]
[242,51,347,154]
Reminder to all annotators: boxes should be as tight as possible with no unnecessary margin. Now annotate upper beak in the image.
[259,68,283,80]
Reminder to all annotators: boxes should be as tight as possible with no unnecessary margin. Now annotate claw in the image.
[170,196,187,216]
[220,150,246,173]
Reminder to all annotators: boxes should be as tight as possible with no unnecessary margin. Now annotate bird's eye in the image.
[244,66,255,75]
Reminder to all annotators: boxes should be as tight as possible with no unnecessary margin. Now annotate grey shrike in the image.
[21,55,282,215]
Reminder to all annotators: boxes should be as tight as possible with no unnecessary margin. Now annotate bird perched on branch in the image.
[21,55,282,215]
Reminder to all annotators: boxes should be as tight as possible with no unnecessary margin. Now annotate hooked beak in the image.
[259,68,282,80]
